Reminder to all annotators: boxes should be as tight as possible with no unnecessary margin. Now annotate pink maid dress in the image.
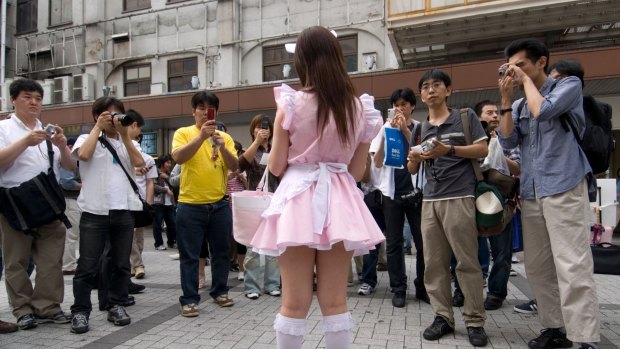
[250,84,385,256]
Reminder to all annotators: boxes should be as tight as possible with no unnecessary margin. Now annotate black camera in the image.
[111,112,134,127]
[400,187,423,207]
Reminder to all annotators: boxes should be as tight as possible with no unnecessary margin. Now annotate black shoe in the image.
[579,343,599,349]
[392,291,407,308]
[405,247,413,255]
[128,281,146,294]
[467,327,488,346]
[415,290,431,304]
[452,289,464,307]
[70,313,89,334]
[423,316,454,340]
[124,295,135,307]
[376,263,388,271]
[107,305,131,326]
[16,313,37,330]
[484,295,504,310]
[528,328,573,349]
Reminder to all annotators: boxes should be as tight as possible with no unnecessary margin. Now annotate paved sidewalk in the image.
[0,232,619,349]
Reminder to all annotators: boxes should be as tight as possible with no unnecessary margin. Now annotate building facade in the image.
[1,0,620,163]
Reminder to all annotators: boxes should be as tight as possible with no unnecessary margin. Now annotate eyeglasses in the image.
[420,81,444,93]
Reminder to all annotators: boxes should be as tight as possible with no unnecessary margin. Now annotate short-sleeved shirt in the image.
[172,126,237,204]
[421,108,487,201]
[0,115,62,188]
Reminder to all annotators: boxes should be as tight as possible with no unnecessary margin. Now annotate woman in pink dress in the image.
[250,26,385,349]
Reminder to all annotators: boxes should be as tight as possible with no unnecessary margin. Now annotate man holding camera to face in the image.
[498,38,599,349]
[70,97,145,334]
[0,79,76,330]
[172,91,238,317]
[373,87,428,308]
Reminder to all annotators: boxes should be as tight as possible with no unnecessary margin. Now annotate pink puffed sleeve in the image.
[359,94,382,143]
[273,84,297,130]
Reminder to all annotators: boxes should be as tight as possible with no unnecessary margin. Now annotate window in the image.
[263,46,298,82]
[49,0,72,27]
[124,64,151,97]
[16,0,37,34]
[123,0,151,12]
[140,132,158,155]
[167,57,198,92]
[262,35,358,82]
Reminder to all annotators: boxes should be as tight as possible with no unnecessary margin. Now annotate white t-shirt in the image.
[72,133,142,215]
[133,141,158,199]
[0,115,62,188]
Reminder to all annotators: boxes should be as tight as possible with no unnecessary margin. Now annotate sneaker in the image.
[267,289,281,297]
[107,305,131,326]
[169,253,180,260]
[245,292,260,300]
[528,328,572,349]
[467,326,488,347]
[70,313,89,334]
[514,299,538,314]
[452,289,464,307]
[358,283,375,296]
[34,310,71,324]
[0,319,18,334]
[128,281,146,294]
[16,313,37,330]
[134,266,145,279]
[512,254,520,263]
[180,303,199,317]
[155,245,167,251]
[579,343,600,349]
[230,264,240,272]
[214,294,234,307]
[392,291,407,308]
[510,268,518,276]
[484,295,504,310]
[237,272,244,281]
[423,315,454,340]
[167,242,177,249]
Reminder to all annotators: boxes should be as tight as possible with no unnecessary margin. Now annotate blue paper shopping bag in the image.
[383,127,405,169]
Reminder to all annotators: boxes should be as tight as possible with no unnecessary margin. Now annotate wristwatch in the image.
[447,145,455,156]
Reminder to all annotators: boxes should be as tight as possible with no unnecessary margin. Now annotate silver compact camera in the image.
[420,137,437,152]
[44,124,56,136]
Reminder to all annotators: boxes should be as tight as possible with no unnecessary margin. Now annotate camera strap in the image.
[98,135,146,202]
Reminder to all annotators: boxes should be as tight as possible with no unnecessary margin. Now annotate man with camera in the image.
[0,79,76,329]
[498,38,599,349]
[407,69,489,347]
[172,91,238,317]
[373,87,428,308]
[70,97,145,334]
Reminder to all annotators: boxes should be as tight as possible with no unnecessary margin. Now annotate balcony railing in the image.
[388,0,501,18]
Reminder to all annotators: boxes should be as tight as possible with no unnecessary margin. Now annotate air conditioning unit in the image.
[1,79,13,111]
[41,80,54,105]
[53,76,73,103]
[73,74,95,101]
[150,82,166,95]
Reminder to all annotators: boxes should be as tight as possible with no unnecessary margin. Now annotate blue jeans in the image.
[71,210,134,315]
[361,243,381,288]
[403,220,412,250]
[153,204,177,247]
[243,248,280,294]
[486,219,514,299]
[176,200,231,305]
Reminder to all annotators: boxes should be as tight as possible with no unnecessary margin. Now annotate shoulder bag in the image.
[0,139,70,236]
[98,136,153,228]
[231,167,273,246]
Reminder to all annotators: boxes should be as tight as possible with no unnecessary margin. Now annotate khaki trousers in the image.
[130,227,145,269]
[0,215,65,319]
[521,179,600,343]
[422,198,486,327]
[62,198,81,271]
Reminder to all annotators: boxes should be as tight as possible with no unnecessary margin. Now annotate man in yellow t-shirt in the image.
[171,91,238,317]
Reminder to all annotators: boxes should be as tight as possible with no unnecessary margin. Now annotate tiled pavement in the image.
[1,232,619,349]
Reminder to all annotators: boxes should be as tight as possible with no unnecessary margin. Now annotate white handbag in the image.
[230,168,272,246]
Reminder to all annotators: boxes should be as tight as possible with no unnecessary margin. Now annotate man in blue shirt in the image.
[498,38,599,349]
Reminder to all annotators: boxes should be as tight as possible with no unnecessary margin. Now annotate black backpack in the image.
[517,83,613,175]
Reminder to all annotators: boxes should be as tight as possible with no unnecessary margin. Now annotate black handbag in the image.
[98,136,153,228]
[591,243,620,275]
[0,139,70,236]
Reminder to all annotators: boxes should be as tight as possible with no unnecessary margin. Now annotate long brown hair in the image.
[294,26,358,145]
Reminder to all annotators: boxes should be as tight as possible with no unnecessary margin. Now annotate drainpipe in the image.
[1,0,8,85]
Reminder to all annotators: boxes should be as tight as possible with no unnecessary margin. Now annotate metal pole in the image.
[1,0,7,85]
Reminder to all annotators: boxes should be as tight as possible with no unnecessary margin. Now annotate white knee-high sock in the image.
[274,313,305,349]
[322,312,354,349]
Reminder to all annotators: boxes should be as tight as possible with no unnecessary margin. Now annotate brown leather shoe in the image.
[0,319,18,333]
